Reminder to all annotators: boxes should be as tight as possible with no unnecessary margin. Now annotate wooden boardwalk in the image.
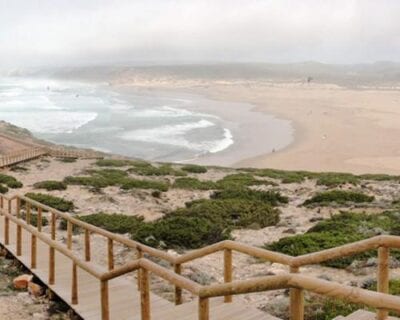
[0,193,400,319]
[0,202,274,320]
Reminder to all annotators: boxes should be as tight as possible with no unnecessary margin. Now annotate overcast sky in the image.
[1,0,399,67]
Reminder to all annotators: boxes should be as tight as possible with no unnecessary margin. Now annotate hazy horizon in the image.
[1,0,400,68]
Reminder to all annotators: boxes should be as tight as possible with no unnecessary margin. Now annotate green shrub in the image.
[95,159,133,167]
[211,188,288,206]
[34,180,67,191]
[129,164,186,176]
[177,198,280,229]
[363,279,400,295]
[249,168,315,183]
[131,215,230,249]
[181,164,207,174]
[316,172,360,187]
[57,157,77,163]
[0,174,23,188]
[266,211,400,268]
[305,296,362,320]
[216,173,274,189]
[131,197,280,249]
[303,190,374,206]
[0,185,9,194]
[79,213,144,234]
[22,213,49,228]
[10,165,28,172]
[65,168,169,191]
[358,173,399,181]
[173,177,217,190]
[25,193,74,212]
[121,178,169,192]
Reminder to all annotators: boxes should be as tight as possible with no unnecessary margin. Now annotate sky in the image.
[0,0,400,67]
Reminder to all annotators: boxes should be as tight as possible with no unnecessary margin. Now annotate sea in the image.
[0,77,293,165]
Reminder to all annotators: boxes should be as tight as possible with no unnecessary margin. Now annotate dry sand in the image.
[115,77,400,174]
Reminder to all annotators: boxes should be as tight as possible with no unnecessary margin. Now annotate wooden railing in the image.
[0,193,400,320]
[0,148,46,167]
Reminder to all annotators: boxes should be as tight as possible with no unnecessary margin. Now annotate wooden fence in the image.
[0,193,400,320]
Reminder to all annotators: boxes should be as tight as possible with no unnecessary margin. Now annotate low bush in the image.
[131,197,280,249]
[33,180,67,191]
[216,173,275,189]
[303,190,374,206]
[249,168,315,183]
[121,179,169,192]
[265,211,400,268]
[173,177,217,190]
[57,157,77,163]
[0,185,8,194]
[129,164,186,177]
[181,164,207,174]
[22,213,49,228]
[65,168,169,192]
[79,213,144,234]
[131,215,230,249]
[211,188,288,206]
[25,193,74,212]
[316,172,360,187]
[0,174,23,188]
[358,173,399,181]
[95,159,134,167]
[305,296,362,320]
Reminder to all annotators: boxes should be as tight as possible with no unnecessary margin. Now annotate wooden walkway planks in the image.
[0,215,274,319]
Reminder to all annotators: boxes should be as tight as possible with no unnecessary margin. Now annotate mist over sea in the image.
[0,77,293,164]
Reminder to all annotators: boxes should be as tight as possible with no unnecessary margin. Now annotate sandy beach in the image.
[114,76,400,174]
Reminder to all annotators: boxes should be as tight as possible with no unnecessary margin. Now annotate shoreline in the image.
[116,80,400,174]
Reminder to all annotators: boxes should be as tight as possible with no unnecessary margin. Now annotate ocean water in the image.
[0,77,293,164]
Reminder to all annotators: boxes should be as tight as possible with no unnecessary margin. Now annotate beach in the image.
[114,75,400,174]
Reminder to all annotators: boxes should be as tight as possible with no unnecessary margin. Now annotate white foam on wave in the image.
[126,105,218,119]
[0,111,98,133]
[119,119,234,153]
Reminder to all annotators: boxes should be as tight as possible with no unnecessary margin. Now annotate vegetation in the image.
[25,193,74,212]
[305,296,362,320]
[0,173,23,188]
[247,168,315,183]
[316,172,360,187]
[57,157,77,163]
[216,173,276,189]
[33,180,67,191]
[181,164,207,174]
[78,213,144,234]
[65,168,169,192]
[211,188,288,206]
[266,211,400,268]
[132,198,280,248]
[95,159,135,167]
[128,163,186,176]
[22,213,49,228]
[0,185,9,194]
[303,190,374,206]
[173,177,217,190]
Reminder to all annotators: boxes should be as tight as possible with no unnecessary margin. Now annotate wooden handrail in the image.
[2,193,400,320]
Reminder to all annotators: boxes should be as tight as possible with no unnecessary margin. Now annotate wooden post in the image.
[49,246,55,285]
[137,248,143,289]
[140,268,150,320]
[198,297,209,320]
[16,198,22,256]
[51,212,56,240]
[107,238,114,271]
[26,202,31,225]
[224,248,233,303]
[67,221,73,250]
[377,246,390,320]
[37,207,42,232]
[174,263,182,305]
[290,266,304,320]
[71,263,78,305]
[31,234,37,269]
[100,280,109,320]
[4,213,9,245]
[84,229,91,261]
